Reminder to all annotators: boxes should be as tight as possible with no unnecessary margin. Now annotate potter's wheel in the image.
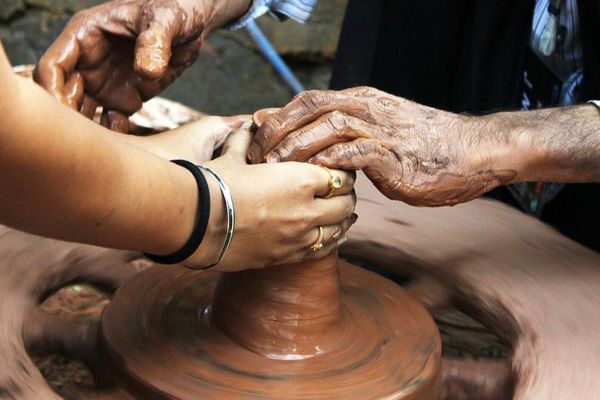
[100,256,441,399]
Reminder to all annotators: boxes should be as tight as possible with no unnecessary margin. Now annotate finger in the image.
[304,164,355,197]
[101,109,129,133]
[221,123,253,162]
[311,139,403,202]
[300,215,357,250]
[311,192,356,226]
[302,236,348,261]
[80,95,98,119]
[140,39,203,99]
[134,5,179,82]
[194,116,241,149]
[278,236,348,266]
[310,138,393,171]
[223,115,253,129]
[63,72,85,111]
[34,31,81,104]
[265,111,374,163]
[249,90,373,163]
[252,108,280,128]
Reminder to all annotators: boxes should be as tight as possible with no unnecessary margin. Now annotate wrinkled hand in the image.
[124,115,250,164]
[249,87,516,207]
[188,127,357,271]
[34,0,250,132]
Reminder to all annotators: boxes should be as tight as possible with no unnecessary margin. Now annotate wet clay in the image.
[343,174,600,400]
[100,256,441,399]
[96,109,441,399]
[6,96,600,399]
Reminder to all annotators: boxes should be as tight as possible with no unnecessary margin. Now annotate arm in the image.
[0,45,357,270]
[250,87,600,206]
[476,105,600,183]
[0,45,197,256]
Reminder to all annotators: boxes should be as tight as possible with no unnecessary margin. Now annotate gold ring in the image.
[321,166,343,199]
[310,226,325,252]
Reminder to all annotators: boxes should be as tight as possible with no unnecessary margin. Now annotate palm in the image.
[35,0,204,132]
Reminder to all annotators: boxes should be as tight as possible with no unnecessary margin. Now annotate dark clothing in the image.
[330,0,600,251]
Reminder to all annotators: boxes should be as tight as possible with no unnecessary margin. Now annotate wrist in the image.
[472,107,600,183]
[184,165,227,266]
[205,0,252,32]
[463,112,533,183]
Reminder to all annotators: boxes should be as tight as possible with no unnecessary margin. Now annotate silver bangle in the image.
[191,165,235,269]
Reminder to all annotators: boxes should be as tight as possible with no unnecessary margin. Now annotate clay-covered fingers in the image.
[252,108,280,127]
[101,109,130,133]
[309,138,393,171]
[264,111,376,163]
[249,90,374,163]
[34,28,81,104]
[134,0,185,81]
[80,96,98,119]
[59,71,85,111]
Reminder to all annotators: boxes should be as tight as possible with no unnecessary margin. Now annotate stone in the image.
[0,0,25,21]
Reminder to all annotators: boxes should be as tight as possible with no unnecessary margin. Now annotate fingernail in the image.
[351,213,359,223]
[337,236,348,246]
[240,121,253,130]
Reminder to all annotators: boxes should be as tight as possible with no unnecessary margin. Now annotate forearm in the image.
[0,74,198,256]
[472,105,600,183]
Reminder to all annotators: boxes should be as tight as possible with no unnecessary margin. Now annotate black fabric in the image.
[331,0,600,251]
[332,0,535,114]
[330,0,385,90]
[579,0,600,100]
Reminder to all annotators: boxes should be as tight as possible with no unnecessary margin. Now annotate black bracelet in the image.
[144,160,211,265]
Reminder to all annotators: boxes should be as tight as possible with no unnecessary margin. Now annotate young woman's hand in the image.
[121,115,250,164]
[186,127,357,271]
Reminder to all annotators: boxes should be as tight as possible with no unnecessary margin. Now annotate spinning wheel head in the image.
[99,260,441,399]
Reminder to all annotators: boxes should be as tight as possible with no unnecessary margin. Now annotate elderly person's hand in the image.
[249,87,517,207]
[34,0,250,132]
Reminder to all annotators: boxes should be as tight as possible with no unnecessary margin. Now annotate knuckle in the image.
[295,171,317,193]
[294,90,331,110]
[327,111,348,131]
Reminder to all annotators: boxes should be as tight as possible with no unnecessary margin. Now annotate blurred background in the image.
[0,0,347,115]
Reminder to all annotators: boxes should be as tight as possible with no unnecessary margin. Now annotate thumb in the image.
[222,122,253,163]
[134,20,174,80]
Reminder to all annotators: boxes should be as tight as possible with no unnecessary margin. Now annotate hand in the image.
[187,127,357,271]
[34,0,251,132]
[122,115,250,164]
[249,87,517,207]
